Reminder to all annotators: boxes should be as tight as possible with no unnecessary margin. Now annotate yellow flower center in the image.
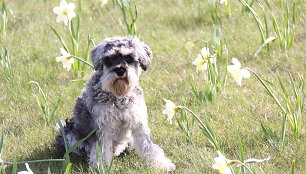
[62,9,68,16]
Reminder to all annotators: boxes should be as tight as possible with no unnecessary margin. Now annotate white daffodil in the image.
[212,151,233,174]
[227,58,250,86]
[17,163,34,174]
[220,0,228,5]
[55,48,74,71]
[192,55,208,72]
[200,47,210,59]
[101,0,108,7]
[53,0,76,25]
[162,99,179,124]
[192,47,216,72]
[185,41,195,51]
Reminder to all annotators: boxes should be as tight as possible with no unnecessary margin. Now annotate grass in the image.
[0,0,305,173]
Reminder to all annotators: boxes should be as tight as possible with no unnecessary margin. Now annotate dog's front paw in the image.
[152,156,176,172]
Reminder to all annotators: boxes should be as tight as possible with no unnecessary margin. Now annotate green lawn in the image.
[0,0,305,173]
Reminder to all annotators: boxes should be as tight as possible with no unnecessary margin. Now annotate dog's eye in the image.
[124,56,134,64]
[103,57,114,67]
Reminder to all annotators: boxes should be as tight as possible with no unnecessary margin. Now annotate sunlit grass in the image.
[0,0,305,173]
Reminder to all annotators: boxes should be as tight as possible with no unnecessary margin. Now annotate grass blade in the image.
[254,36,275,57]
[281,114,286,148]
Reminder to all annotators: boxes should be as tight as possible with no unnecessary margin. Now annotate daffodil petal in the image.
[201,47,210,58]
[212,164,218,169]
[25,163,33,174]
[53,7,61,14]
[231,57,241,68]
[68,2,76,9]
[56,56,64,62]
[60,0,68,7]
[241,69,250,78]
[56,16,63,23]
[236,76,243,86]
[210,57,217,64]
[60,48,68,56]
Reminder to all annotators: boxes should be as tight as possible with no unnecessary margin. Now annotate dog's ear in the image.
[91,43,104,70]
[138,43,153,71]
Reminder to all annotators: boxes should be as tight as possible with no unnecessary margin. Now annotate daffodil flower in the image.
[162,99,179,124]
[220,0,228,5]
[200,47,210,59]
[227,58,250,86]
[185,41,195,51]
[55,48,74,71]
[17,163,34,174]
[212,151,233,174]
[192,47,216,72]
[101,0,108,7]
[53,0,76,25]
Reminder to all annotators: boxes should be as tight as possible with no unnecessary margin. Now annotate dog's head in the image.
[91,36,152,98]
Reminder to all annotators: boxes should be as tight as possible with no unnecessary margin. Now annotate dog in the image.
[54,36,176,172]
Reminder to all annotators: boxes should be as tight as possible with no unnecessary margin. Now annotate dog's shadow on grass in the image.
[14,147,89,174]
[16,147,143,173]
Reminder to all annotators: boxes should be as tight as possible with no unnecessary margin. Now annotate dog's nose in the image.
[115,67,126,77]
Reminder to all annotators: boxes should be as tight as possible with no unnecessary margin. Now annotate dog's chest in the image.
[92,94,146,129]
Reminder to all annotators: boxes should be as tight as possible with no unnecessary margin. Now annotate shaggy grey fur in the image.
[54,36,175,171]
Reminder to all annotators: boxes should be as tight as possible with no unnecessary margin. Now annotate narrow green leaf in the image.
[64,163,72,174]
[56,116,68,152]
[15,159,65,164]
[238,0,265,42]
[64,128,98,155]
[251,70,286,113]
[12,154,17,174]
[238,137,246,174]
[254,36,275,57]
[287,71,298,99]
[281,114,286,148]
[244,157,271,163]
[290,160,295,174]
[278,76,289,97]
[49,25,69,52]
[58,79,87,84]
[0,131,4,154]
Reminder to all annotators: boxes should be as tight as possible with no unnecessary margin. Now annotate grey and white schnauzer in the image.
[54,36,176,171]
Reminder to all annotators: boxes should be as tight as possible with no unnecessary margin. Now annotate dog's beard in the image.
[101,69,138,97]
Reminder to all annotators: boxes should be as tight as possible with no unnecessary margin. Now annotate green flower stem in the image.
[179,106,221,151]
[70,56,94,69]
[240,163,254,174]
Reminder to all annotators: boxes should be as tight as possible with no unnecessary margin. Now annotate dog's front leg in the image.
[101,134,113,167]
[88,134,113,168]
[132,125,176,172]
